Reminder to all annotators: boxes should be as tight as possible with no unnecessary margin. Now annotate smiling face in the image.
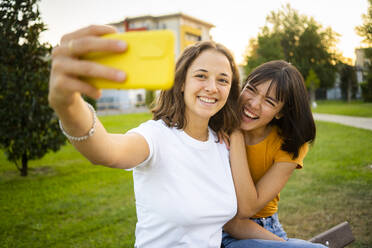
[240,80,284,135]
[183,49,232,124]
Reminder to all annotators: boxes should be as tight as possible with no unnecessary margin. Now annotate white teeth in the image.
[244,109,259,119]
[199,96,216,103]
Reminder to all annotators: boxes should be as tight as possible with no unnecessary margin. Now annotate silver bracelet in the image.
[59,102,97,141]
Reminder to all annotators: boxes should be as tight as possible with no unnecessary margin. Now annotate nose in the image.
[249,95,262,110]
[205,78,218,93]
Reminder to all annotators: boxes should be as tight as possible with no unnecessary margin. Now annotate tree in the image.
[356,0,372,45]
[360,48,372,102]
[305,69,320,105]
[338,63,358,102]
[145,90,156,108]
[356,0,372,102]
[244,29,284,75]
[244,4,339,93]
[0,0,66,176]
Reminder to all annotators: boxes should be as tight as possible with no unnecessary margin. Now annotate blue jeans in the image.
[222,213,326,248]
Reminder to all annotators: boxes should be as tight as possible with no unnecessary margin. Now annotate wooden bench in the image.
[309,221,355,248]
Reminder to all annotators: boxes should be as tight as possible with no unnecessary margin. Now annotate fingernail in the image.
[116,71,126,81]
[117,41,126,50]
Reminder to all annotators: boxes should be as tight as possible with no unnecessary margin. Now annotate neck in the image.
[184,117,210,141]
[244,125,272,145]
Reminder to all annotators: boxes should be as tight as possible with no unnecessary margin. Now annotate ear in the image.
[275,112,283,120]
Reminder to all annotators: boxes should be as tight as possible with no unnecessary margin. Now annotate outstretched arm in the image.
[49,25,149,169]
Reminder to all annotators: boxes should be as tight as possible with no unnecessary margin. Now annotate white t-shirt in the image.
[128,120,237,248]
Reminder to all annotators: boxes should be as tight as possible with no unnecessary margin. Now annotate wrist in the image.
[231,130,244,142]
[59,101,97,141]
[49,92,81,113]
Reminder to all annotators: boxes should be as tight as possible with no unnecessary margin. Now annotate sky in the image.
[39,0,368,65]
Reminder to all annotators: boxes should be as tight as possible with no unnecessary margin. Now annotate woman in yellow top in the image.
[222,60,326,247]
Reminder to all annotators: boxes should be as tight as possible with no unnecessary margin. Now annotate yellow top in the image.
[247,126,308,218]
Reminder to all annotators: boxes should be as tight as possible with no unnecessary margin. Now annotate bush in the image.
[361,81,372,102]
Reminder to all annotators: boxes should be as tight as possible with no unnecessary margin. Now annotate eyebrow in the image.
[249,84,279,103]
[193,69,230,78]
[193,69,208,73]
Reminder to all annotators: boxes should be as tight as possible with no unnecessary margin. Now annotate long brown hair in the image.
[152,41,240,134]
[242,60,316,158]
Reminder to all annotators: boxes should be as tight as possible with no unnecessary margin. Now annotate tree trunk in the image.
[310,86,316,105]
[347,80,351,103]
[21,153,28,177]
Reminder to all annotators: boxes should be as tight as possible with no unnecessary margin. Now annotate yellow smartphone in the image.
[83,30,175,90]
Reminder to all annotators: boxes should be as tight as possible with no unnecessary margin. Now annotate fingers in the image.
[51,74,102,100]
[217,131,231,149]
[222,132,231,150]
[52,36,127,58]
[52,56,126,82]
[218,132,224,144]
[224,135,231,150]
[49,24,128,108]
[60,25,117,45]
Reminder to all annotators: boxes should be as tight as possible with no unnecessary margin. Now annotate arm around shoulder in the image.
[229,130,298,218]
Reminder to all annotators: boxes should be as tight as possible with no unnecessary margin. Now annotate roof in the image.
[109,12,214,28]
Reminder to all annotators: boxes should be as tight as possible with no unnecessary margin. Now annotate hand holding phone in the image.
[83,30,175,90]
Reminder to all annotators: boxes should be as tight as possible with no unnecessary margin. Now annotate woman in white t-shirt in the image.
[48,25,282,247]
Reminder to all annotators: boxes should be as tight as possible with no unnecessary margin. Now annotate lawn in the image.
[1,113,371,247]
[312,100,372,117]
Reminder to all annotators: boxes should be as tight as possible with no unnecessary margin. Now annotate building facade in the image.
[327,48,370,100]
[97,13,214,112]
[355,48,370,84]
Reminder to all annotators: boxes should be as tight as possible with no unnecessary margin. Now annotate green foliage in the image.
[244,30,284,76]
[0,0,66,176]
[244,4,338,89]
[338,63,358,101]
[82,95,97,109]
[305,68,320,89]
[361,79,372,102]
[305,68,320,103]
[356,0,372,45]
[360,48,372,102]
[356,1,372,102]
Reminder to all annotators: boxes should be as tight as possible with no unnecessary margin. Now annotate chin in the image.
[240,120,257,131]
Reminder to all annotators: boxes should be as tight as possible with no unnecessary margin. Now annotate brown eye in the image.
[219,78,229,84]
[195,74,206,79]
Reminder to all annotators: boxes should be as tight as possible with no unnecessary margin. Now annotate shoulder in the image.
[127,120,172,144]
[272,127,309,167]
[266,126,284,150]
[210,129,229,155]
[130,119,168,132]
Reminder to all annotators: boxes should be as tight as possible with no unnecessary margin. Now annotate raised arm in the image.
[229,130,297,218]
[49,25,149,169]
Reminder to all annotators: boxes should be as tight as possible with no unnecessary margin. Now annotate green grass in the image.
[1,113,371,247]
[281,121,372,247]
[312,100,372,117]
[0,113,151,248]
